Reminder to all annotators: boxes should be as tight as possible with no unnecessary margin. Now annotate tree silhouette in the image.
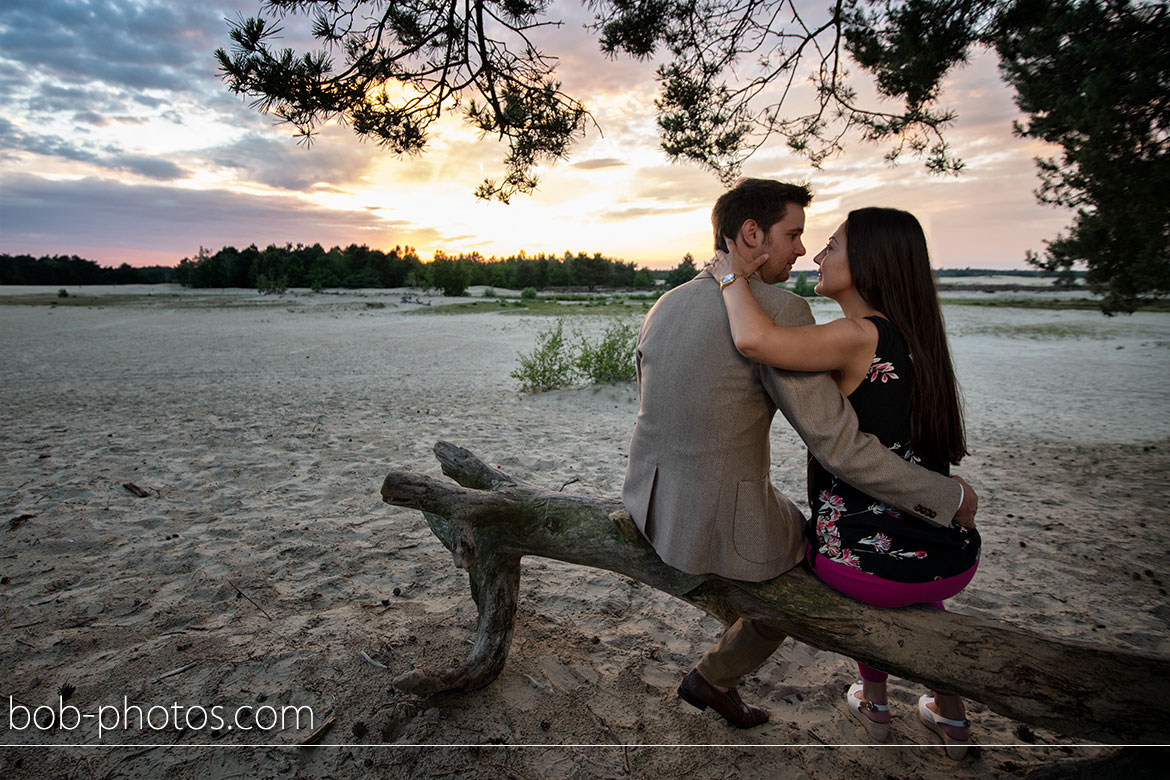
[664,252,698,289]
[993,0,1169,313]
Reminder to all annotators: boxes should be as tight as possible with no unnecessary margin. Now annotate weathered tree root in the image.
[381,441,1170,744]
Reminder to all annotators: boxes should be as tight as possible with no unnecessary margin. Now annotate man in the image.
[622,178,976,728]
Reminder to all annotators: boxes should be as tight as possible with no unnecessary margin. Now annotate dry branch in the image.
[380,441,1170,744]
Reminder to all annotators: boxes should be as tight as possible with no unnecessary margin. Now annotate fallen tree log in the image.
[380,441,1170,744]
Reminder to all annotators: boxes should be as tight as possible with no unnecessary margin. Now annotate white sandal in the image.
[846,681,890,742]
[918,694,971,760]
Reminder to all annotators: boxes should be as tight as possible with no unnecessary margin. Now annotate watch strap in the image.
[720,273,745,291]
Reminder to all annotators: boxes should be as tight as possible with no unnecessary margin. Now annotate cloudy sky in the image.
[0,0,1073,271]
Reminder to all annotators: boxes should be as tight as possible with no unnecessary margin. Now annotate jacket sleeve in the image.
[758,294,961,527]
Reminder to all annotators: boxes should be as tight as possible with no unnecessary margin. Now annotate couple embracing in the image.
[622,178,982,758]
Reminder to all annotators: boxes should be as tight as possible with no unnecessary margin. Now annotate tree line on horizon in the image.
[1,245,666,295]
[0,253,177,286]
[3,248,1077,297]
[172,243,664,295]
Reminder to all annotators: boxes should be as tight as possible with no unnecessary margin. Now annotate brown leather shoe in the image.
[677,668,769,728]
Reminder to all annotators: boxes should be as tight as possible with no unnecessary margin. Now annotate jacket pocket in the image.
[732,477,783,564]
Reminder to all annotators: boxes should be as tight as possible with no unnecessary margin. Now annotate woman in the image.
[709,207,981,758]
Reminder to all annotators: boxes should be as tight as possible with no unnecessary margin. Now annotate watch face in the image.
[721,272,736,284]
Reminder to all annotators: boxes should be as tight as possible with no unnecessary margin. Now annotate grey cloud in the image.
[38,83,109,113]
[0,119,188,181]
[0,126,97,165]
[599,204,696,221]
[109,154,187,181]
[0,0,227,95]
[0,173,440,260]
[75,113,151,127]
[627,165,725,205]
[130,93,172,110]
[73,111,110,126]
[208,129,378,191]
[572,157,628,170]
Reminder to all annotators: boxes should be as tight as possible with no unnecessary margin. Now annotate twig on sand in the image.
[122,482,150,498]
[558,477,580,492]
[299,712,336,746]
[227,579,274,620]
[9,514,35,530]
[359,650,388,669]
[152,661,199,683]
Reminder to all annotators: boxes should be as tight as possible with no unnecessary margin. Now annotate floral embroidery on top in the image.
[856,535,930,560]
[818,490,845,521]
[815,488,848,563]
[888,441,921,465]
[858,532,892,552]
[866,501,902,518]
[815,482,929,567]
[867,355,899,383]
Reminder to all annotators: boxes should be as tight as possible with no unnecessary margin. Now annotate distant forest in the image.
[0,254,177,285]
[173,243,658,294]
[3,248,1075,296]
[2,244,659,295]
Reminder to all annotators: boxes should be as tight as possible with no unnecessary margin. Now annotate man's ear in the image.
[739,219,763,249]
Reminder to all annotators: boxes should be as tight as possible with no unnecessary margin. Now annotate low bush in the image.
[510,319,577,393]
[576,320,638,384]
[257,274,288,295]
[512,318,639,393]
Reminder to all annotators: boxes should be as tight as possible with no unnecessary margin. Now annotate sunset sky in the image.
[0,1,1075,272]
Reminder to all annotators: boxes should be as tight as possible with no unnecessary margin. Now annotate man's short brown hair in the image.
[711,179,814,252]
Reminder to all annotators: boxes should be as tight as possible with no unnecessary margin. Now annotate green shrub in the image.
[512,317,640,392]
[57,288,69,298]
[257,274,288,295]
[482,286,496,298]
[511,319,577,393]
[521,287,537,300]
[791,272,816,297]
[576,320,638,384]
[430,257,469,296]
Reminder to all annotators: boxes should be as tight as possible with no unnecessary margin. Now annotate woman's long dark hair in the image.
[846,207,968,465]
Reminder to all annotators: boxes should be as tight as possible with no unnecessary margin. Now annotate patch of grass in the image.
[970,322,1113,340]
[414,298,647,316]
[942,297,1170,313]
[0,293,293,310]
[0,294,167,308]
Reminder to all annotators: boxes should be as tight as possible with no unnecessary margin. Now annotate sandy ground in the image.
[1,286,1168,778]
